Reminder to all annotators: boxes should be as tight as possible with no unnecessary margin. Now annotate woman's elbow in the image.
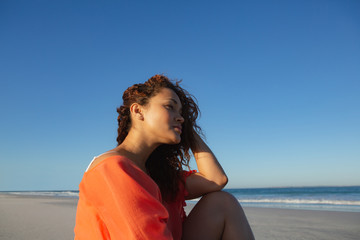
[215,175,228,190]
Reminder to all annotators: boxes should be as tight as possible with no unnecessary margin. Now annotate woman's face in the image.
[141,88,184,145]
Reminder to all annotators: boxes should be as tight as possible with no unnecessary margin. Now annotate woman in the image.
[74,75,254,240]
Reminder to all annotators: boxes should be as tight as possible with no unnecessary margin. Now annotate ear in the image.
[129,103,144,121]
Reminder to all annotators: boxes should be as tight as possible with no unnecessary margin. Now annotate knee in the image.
[202,191,241,210]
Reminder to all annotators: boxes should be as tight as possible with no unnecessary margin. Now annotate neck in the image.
[114,129,160,172]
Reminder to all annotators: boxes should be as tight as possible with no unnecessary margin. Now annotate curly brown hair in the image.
[116,74,201,202]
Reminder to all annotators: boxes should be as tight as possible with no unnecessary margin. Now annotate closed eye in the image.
[165,105,174,110]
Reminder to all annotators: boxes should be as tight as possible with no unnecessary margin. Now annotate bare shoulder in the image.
[87,151,122,171]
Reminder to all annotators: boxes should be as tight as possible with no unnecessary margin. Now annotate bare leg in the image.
[182,191,255,240]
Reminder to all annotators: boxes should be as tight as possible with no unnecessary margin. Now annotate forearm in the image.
[192,133,228,188]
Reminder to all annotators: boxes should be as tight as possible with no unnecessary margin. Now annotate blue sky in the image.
[1,0,359,190]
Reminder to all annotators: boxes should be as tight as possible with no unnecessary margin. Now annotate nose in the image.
[176,114,184,124]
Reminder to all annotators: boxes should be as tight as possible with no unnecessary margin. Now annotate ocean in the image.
[3,186,360,212]
[223,186,360,212]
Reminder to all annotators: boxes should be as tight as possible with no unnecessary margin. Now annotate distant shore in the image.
[1,193,359,240]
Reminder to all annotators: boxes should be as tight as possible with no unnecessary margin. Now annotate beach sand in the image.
[1,193,359,240]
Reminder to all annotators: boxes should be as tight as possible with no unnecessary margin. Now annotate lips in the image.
[173,126,182,134]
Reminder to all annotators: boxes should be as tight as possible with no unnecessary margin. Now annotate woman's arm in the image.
[185,133,228,199]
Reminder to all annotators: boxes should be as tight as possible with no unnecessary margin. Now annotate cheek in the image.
[147,111,169,128]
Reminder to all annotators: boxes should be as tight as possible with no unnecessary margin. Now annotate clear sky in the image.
[1,0,359,190]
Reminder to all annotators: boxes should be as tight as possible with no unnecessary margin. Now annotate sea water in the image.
[223,186,360,212]
[3,186,360,212]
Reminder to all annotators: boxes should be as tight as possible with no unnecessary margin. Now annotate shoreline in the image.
[1,194,360,239]
[3,185,359,213]
[4,190,360,213]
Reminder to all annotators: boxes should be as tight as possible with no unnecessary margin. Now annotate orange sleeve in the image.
[182,170,197,198]
[75,156,173,240]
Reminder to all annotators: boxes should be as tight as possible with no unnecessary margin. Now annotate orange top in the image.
[74,155,193,240]
[162,170,195,239]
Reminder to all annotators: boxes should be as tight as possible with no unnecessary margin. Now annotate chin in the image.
[167,139,180,145]
[160,133,181,145]
[168,136,181,145]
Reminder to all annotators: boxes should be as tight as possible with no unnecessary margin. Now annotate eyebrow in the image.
[170,98,178,104]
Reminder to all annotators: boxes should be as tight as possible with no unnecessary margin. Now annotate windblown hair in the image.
[116,75,201,202]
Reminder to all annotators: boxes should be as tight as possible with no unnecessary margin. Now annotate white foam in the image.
[238,198,360,206]
[5,191,79,198]
[187,197,360,206]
